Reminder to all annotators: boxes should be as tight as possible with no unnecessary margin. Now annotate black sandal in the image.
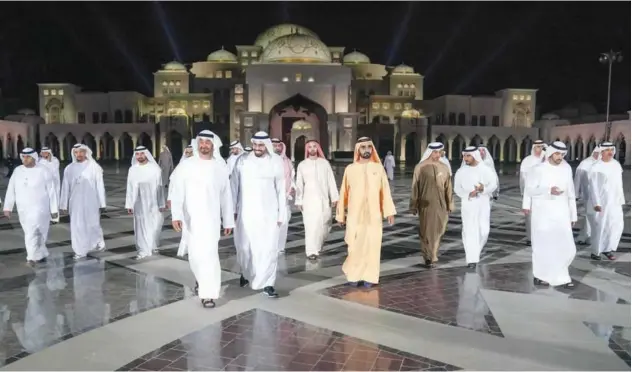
[533,278,549,286]
[201,299,215,308]
[308,254,318,260]
[564,282,575,289]
[194,281,199,295]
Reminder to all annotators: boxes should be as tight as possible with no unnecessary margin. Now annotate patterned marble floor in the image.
[0,163,630,371]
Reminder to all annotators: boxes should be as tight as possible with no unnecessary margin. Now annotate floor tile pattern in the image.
[585,322,631,367]
[117,309,462,371]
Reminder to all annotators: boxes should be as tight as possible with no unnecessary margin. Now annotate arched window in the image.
[124,110,133,123]
[114,110,123,123]
[471,116,478,126]
[92,112,100,124]
[458,113,466,126]
[101,112,108,123]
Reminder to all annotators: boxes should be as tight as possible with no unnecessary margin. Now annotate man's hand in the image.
[127,209,133,215]
[522,209,530,216]
[387,215,395,225]
[337,220,345,228]
[477,183,484,192]
[594,205,602,212]
[223,228,233,236]
[3,211,10,219]
[172,220,182,232]
[550,186,563,196]
[469,190,478,198]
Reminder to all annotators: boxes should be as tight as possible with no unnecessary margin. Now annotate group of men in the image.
[1,129,625,307]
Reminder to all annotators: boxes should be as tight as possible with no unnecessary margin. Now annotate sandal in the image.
[194,281,199,295]
[533,278,549,286]
[564,282,575,289]
[201,299,215,308]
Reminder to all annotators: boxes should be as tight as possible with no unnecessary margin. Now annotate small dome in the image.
[162,61,187,71]
[261,34,331,64]
[401,109,422,118]
[17,108,36,115]
[255,24,320,50]
[207,47,238,63]
[343,50,370,64]
[392,64,415,74]
[541,113,560,120]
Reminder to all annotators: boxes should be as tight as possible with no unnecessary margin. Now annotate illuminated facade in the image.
[10,23,567,162]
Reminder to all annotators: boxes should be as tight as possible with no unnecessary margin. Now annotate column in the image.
[399,135,406,162]
[95,135,102,160]
[58,138,65,161]
[131,134,139,149]
[152,137,157,158]
[447,138,454,161]
[516,141,522,162]
[114,137,120,160]
[499,141,505,162]
[160,133,167,151]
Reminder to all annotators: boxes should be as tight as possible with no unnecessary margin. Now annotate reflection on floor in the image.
[0,164,629,371]
[119,309,462,371]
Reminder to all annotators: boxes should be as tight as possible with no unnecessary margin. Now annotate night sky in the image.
[0,2,629,115]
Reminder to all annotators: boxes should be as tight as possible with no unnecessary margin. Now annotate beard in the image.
[360,151,371,159]
[308,149,318,156]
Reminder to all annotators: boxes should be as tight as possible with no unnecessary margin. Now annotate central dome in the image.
[254,24,320,50]
[207,47,237,63]
[261,34,331,64]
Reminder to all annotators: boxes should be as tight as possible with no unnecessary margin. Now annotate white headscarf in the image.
[599,142,616,156]
[251,131,275,156]
[71,144,95,163]
[196,130,223,160]
[229,140,244,152]
[545,141,568,158]
[419,142,445,163]
[20,147,39,163]
[161,145,170,153]
[531,139,547,159]
[131,146,157,166]
[40,147,54,159]
[460,146,483,168]
[244,146,253,152]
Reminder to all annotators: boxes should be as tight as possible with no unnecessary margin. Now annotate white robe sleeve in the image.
[44,169,59,214]
[95,168,107,209]
[2,171,17,212]
[219,167,235,229]
[573,167,583,199]
[294,163,305,206]
[566,168,578,222]
[59,167,70,210]
[326,162,339,203]
[170,166,186,222]
[230,160,241,212]
[522,166,547,210]
[480,167,498,197]
[452,169,472,200]
[156,169,165,209]
[275,162,287,223]
[124,169,136,210]
[588,170,606,208]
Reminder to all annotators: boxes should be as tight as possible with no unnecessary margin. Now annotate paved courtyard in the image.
[0,163,630,371]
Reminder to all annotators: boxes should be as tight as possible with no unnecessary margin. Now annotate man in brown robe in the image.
[410,142,454,267]
[337,137,396,288]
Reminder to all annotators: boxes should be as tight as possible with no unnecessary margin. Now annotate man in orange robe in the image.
[336,137,396,288]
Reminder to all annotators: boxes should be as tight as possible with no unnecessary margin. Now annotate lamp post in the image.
[599,50,623,141]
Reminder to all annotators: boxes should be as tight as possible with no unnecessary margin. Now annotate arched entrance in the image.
[102,132,115,160]
[138,132,153,155]
[169,130,184,162]
[45,132,60,158]
[119,133,134,160]
[470,135,483,147]
[451,135,466,161]
[487,135,500,159]
[405,132,418,165]
[520,136,533,159]
[574,136,584,160]
[16,136,24,155]
[83,133,96,156]
[269,94,328,158]
[63,133,77,159]
[294,135,307,163]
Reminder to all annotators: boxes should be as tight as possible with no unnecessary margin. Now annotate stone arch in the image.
[587,135,597,154]
[294,135,307,163]
[63,133,78,158]
[102,132,115,160]
[82,133,97,156]
[119,132,134,160]
[470,135,483,147]
[451,134,466,161]
[503,136,518,163]
[138,132,153,154]
[564,136,572,160]
[574,136,584,160]
[44,132,60,158]
[435,133,449,159]
[268,94,329,157]
[520,136,533,159]
[16,135,24,155]
[487,135,501,159]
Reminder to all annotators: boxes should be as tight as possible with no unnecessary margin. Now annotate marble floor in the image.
[0,164,629,371]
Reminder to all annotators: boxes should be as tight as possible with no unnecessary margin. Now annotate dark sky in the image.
[0,1,629,114]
